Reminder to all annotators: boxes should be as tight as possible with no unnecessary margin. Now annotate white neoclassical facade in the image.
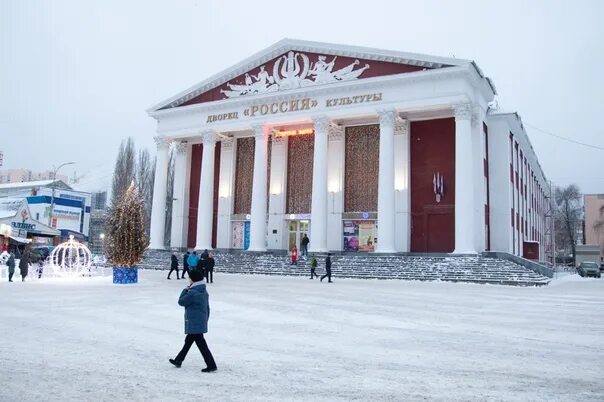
[147,39,550,260]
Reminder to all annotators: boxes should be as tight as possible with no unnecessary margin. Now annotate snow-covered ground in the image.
[1,270,603,402]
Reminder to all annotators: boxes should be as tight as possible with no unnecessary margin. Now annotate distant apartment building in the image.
[583,194,604,265]
[0,169,68,184]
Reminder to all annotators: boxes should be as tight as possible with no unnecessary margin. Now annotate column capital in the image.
[328,124,344,141]
[221,137,234,149]
[200,130,218,145]
[471,105,482,127]
[311,115,331,132]
[251,124,269,140]
[394,117,409,136]
[174,141,188,154]
[153,136,170,149]
[377,109,398,127]
[453,103,473,120]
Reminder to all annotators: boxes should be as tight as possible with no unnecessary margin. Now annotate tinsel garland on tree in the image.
[104,182,149,267]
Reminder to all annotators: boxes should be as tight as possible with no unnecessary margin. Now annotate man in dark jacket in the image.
[167,251,180,280]
[200,249,209,260]
[7,252,15,282]
[169,269,217,372]
[320,253,333,283]
[205,253,215,283]
[301,234,310,257]
[19,249,30,282]
[182,251,190,279]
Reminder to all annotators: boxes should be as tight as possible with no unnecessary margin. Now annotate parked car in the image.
[577,261,601,278]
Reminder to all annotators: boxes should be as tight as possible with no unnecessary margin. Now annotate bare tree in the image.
[554,184,582,260]
[593,205,604,261]
[164,148,175,246]
[136,148,155,237]
[111,138,136,207]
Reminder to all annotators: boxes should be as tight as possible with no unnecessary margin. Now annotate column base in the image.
[452,249,478,255]
[148,244,165,250]
[246,247,267,252]
[194,245,213,251]
[374,248,397,254]
[308,248,329,253]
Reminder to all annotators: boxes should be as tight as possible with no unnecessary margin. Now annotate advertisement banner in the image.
[343,220,376,252]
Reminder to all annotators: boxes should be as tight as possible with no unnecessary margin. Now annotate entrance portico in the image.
[147,39,496,254]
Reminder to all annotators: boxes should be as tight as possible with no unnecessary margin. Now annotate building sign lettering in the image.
[205,92,383,124]
[325,93,382,108]
[12,222,36,231]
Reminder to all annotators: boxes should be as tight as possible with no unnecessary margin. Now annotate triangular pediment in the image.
[149,39,471,112]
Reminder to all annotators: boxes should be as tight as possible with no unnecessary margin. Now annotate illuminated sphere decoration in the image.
[50,235,92,276]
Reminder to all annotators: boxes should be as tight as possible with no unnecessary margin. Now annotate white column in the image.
[248,124,269,251]
[376,109,397,253]
[149,136,170,249]
[170,141,188,248]
[327,124,345,251]
[453,103,477,254]
[195,131,217,250]
[394,118,410,252]
[216,138,235,249]
[267,135,288,250]
[310,116,329,252]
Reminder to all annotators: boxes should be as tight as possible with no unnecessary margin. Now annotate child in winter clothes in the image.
[169,269,217,373]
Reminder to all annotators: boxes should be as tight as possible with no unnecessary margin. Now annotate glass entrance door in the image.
[288,220,310,251]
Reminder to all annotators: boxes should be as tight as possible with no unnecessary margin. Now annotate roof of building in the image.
[0,180,72,191]
[148,38,496,112]
[0,197,25,219]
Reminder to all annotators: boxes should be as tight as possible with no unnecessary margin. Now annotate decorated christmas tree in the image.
[105,182,149,268]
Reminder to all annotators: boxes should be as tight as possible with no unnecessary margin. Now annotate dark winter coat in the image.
[206,257,215,271]
[183,253,189,269]
[178,282,210,334]
[301,236,310,246]
[325,256,332,273]
[7,255,15,274]
[19,253,29,276]
[171,254,178,269]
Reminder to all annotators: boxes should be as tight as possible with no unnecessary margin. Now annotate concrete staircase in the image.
[138,250,551,286]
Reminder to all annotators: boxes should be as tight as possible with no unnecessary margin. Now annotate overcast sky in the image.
[1,0,603,194]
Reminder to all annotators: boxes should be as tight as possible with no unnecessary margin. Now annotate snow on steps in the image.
[138,250,551,286]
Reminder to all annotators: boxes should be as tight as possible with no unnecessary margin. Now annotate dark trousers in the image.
[320,270,332,282]
[175,334,216,368]
[8,271,14,282]
[167,267,180,279]
[182,266,189,279]
[206,268,213,283]
[310,268,318,278]
[302,245,308,256]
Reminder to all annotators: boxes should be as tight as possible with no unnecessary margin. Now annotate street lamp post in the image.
[48,162,75,228]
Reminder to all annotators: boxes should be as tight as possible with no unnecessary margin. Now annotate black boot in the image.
[169,359,182,368]
[201,366,217,373]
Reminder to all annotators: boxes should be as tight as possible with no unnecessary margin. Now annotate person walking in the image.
[169,269,217,373]
[187,251,200,270]
[309,255,319,279]
[7,251,15,282]
[301,234,310,257]
[167,251,180,280]
[182,251,190,279]
[290,246,298,265]
[320,253,333,283]
[19,249,30,282]
[205,253,215,283]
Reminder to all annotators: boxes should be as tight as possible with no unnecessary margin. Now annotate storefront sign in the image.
[12,222,36,231]
[205,92,383,124]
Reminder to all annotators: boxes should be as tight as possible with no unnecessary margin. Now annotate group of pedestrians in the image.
[309,253,333,283]
[167,249,215,284]
[5,249,31,282]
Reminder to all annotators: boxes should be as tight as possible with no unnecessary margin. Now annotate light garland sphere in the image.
[50,235,92,276]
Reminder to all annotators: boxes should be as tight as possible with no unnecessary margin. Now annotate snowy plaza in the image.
[1,271,603,401]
